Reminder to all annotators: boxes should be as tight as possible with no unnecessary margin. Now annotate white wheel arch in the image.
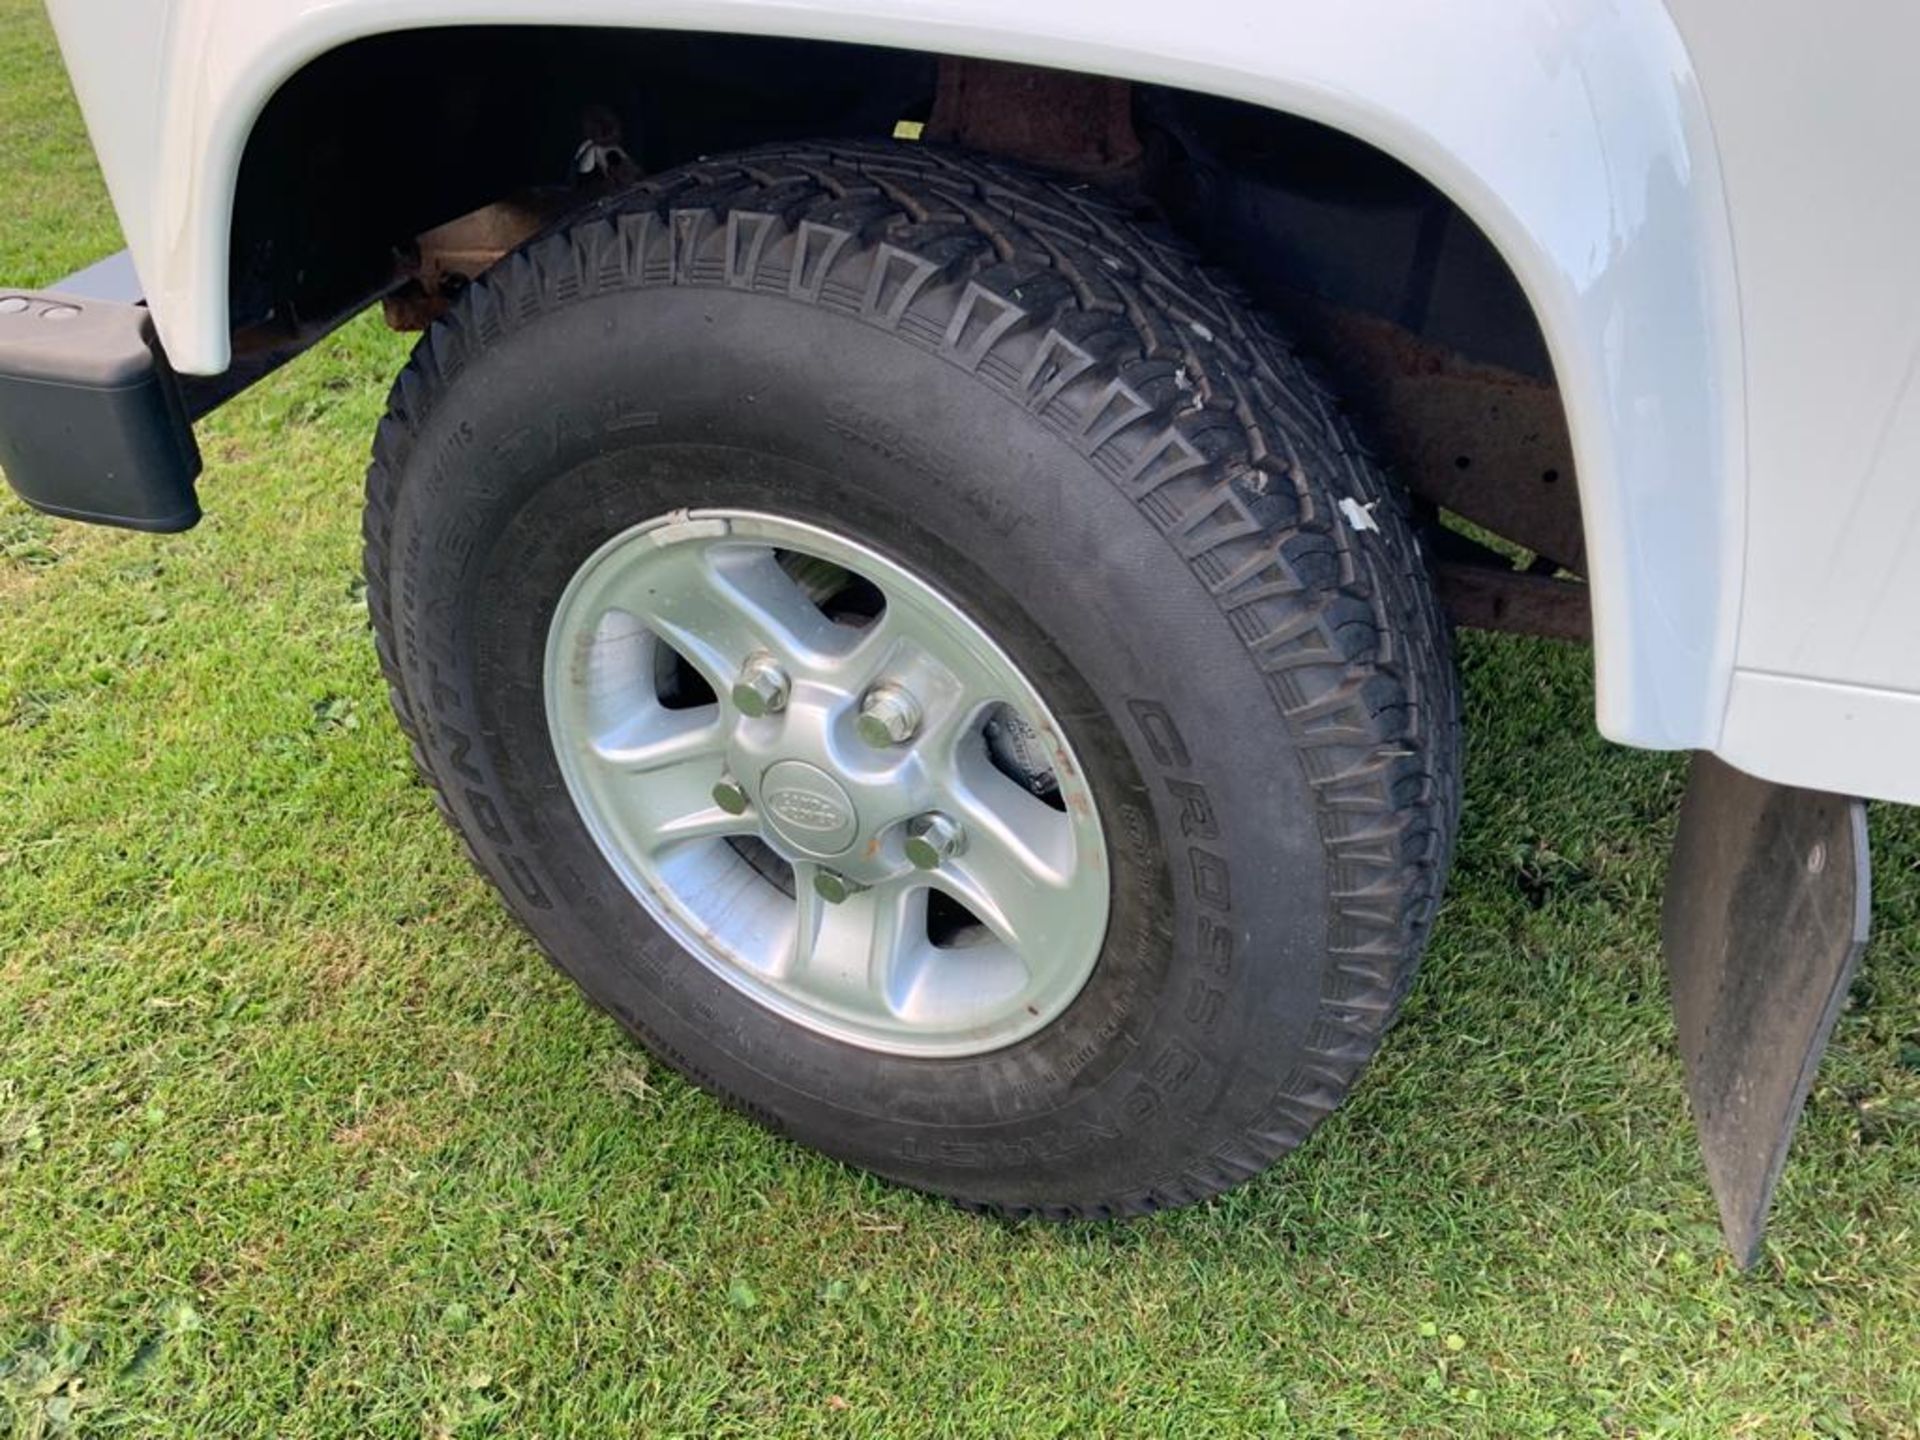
[48,0,1747,757]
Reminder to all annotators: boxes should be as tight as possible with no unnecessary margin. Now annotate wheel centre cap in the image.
[758,759,860,856]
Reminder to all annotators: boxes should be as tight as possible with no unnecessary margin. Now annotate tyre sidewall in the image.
[386,284,1332,1207]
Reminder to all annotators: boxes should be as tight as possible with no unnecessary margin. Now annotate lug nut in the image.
[731,653,790,717]
[904,812,966,870]
[856,683,923,747]
[813,869,869,905]
[711,777,750,816]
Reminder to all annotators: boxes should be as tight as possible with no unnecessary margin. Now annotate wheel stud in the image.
[813,869,869,905]
[904,812,966,870]
[711,777,750,816]
[731,653,790,717]
[857,683,922,747]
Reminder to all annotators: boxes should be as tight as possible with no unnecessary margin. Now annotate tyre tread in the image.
[364,140,1461,1219]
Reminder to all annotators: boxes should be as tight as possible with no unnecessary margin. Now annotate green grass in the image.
[2,4,1918,1434]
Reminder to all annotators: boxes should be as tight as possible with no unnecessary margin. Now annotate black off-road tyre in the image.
[363,141,1460,1217]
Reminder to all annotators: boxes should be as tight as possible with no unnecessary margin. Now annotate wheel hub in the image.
[543,509,1111,1057]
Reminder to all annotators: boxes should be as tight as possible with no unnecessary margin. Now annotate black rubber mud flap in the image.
[1662,753,1870,1267]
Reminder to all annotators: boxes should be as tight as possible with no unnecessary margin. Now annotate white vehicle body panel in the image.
[1662,1,1920,804]
[38,0,1920,802]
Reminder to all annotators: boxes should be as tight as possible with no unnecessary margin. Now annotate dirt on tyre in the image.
[362,141,1460,1217]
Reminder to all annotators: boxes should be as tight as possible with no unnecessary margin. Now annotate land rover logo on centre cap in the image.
[767,789,846,831]
[758,760,858,854]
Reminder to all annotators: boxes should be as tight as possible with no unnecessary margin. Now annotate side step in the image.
[1663,753,1871,1267]
[0,285,201,532]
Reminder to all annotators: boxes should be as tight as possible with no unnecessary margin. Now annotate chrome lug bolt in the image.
[856,683,923,747]
[813,869,869,905]
[711,777,750,816]
[731,653,791,717]
[904,812,966,870]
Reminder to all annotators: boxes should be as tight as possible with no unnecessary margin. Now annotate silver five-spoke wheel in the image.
[544,510,1110,1056]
